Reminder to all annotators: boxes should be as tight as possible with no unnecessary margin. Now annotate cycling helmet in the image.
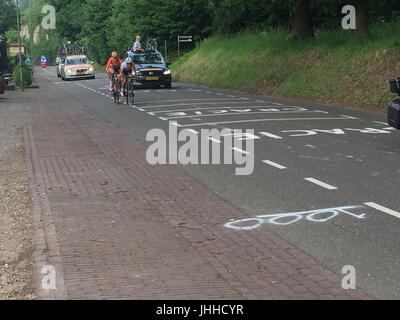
[112,51,118,58]
[125,57,133,64]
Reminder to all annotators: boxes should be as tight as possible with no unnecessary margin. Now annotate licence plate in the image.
[146,76,158,80]
[77,71,85,75]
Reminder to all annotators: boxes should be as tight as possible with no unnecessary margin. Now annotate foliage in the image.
[13,61,32,86]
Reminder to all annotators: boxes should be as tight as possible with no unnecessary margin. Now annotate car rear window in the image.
[133,53,164,64]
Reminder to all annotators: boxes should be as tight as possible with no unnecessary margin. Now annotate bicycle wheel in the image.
[129,82,135,106]
[124,83,129,105]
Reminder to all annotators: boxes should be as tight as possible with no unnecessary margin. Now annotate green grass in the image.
[171,21,400,111]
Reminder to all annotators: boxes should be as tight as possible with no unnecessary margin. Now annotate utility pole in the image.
[16,0,24,91]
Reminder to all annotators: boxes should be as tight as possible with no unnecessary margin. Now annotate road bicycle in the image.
[122,75,135,106]
[111,72,121,105]
[147,39,158,51]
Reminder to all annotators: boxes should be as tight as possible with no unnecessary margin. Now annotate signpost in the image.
[177,35,193,58]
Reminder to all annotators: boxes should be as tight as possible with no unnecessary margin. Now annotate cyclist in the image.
[106,51,122,90]
[120,57,136,96]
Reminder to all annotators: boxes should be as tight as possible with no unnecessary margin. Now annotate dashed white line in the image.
[365,202,400,219]
[304,178,338,190]
[259,132,283,139]
[208,137,222,143]
[262,160,287,170]
[232,147,250,155]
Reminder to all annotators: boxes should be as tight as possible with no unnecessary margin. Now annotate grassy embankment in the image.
[171,22,400,112]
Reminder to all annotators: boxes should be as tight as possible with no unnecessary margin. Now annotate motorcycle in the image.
[388,77,400,129]
[40,61,47,68]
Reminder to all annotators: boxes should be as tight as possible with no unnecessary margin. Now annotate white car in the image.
[61,55,95,80]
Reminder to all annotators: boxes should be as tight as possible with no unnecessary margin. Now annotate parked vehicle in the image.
[0,77,5,94]
[388,78,400,129]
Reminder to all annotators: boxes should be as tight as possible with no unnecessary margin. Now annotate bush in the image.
[13,62,32,87]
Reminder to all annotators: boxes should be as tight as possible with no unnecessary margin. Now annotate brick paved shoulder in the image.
[24,77,370,300]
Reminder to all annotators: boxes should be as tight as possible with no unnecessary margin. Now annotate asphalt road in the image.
[38,66,400,299]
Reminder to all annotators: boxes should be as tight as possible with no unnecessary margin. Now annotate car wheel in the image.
[165,83,172,89]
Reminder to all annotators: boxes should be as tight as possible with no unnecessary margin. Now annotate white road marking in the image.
[304,178,338,190]
[272,103,284,106]
[232,147,250,155]
[259,132,283,139]
[315,110,329,114]
[135,98,238,105]
[140,101,270,109]
[262,160,287,170]
[341,115,358,119]
[150,105,293,114]
[148,112,155,115]
[187,129,199,134]
[177,116,357,128]
[208,137,222,143]
[163,110,313,120]
[373,121,388,125]
[365,202,400,219]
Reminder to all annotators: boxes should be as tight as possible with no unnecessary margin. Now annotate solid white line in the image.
[341,115,358,119]
[232,147,249,155]
[177,117,356,128]
[262,160,286,170]
[373,121,388,125]
[365,202,400,219]
[135,98,238,105]
[304,178,337,190]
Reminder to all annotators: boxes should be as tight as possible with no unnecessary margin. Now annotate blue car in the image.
[129,50,172,88]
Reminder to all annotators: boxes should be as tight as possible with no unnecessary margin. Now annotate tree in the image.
[291,0,314,39]
[354,0,369,36]
[0,0,17,34]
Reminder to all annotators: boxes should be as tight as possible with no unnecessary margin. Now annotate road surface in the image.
[27,66,400,299]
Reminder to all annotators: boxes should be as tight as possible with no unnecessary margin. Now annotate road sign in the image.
[178,36,193,58]
[178,35,193,42]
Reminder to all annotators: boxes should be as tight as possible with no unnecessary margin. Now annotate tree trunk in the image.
[292,0,314,40]
[355,0,369,36]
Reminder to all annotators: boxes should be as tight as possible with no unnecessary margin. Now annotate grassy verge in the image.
[171,22,400,112]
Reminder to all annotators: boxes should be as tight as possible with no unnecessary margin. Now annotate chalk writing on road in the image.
[224,206,366,229]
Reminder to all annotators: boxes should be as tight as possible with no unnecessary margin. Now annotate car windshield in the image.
[67,58,88,65]
[133,52,164,64]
